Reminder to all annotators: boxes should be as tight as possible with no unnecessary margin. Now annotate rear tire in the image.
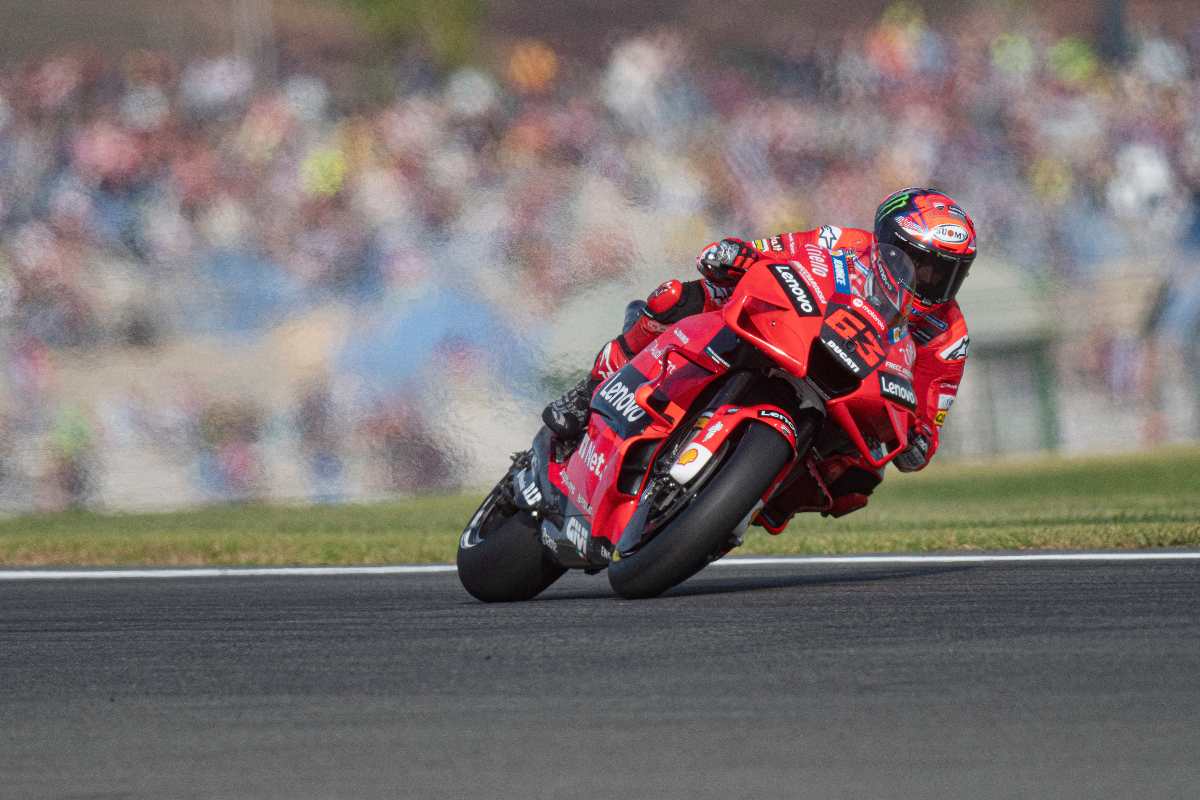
[607,422,792,599]
[457,488,566,602]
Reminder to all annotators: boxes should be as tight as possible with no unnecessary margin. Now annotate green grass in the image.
[743,446,1200,555]
[2,447,1199,566]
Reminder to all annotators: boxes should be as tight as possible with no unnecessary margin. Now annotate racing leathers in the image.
[546,226,970,530]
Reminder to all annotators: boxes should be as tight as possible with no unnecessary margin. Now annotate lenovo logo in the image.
[879,373,917,410]
[770,264,820,316]
[599,379,646,423]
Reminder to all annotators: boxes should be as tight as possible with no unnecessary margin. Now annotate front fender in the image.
[668,403,800,485]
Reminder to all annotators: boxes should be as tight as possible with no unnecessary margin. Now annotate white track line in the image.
[2,552,1200,580]
[717,553,1200,566]
[0,565,457,581]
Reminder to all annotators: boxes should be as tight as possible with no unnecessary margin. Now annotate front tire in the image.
[607,422,792,599]
[457,486,566,602]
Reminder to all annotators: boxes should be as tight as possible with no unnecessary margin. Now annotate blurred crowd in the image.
[1,2,1199,510]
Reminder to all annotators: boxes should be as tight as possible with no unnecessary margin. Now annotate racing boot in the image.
[542,376,600,444]
[541,328,638,447]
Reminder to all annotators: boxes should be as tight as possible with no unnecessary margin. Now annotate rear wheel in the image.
[607,422,792,599]
[457,480,566,602]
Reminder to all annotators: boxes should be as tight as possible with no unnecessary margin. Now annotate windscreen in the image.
[862,243,915,329]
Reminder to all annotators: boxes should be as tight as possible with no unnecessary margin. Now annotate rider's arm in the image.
[896,306,969,472]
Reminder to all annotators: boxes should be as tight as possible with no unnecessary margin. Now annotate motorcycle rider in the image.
[543,187,976,529]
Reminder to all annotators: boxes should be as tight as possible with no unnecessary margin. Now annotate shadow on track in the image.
[534,564,976,601]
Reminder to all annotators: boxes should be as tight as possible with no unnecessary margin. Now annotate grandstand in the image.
[0,0,1197,511]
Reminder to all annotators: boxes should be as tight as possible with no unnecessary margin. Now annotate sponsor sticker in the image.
[822,337,862,374]
[932,224,969,245]
[831,251,851,294]
[599,379,645,422]
[877,193,910,219]
[769,263,821,317]
[757,409,797,442]
[939,334,970,361]
[792,261,827,305]
[896,216,926,239]
[702,421,724,442]
[878,372,917,410]
[703,346,731,369]
[669,443,713,484]
[851,296,886,329]
[577,434,606,477]
[564,517,589,553]
[803,244,830,279]
[818,225,841,250]
[934,393,955,426]
[911,307,949,331]
[559,469,577,498]
[592,365,652,437]
[752,236,785,253]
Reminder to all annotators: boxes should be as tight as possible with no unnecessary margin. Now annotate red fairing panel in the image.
[566,311,732,546]
[722,254,918,468]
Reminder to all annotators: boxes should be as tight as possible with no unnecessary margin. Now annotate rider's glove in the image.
[893,429,932,473]
[697,238,759,286]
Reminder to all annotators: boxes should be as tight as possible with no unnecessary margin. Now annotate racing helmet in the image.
[873,188,977,306]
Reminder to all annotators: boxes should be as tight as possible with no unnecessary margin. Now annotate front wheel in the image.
[457,481,566,602]
[607,422,793,599]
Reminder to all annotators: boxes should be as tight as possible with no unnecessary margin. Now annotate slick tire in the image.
[457,503,565,603]
[607,422,791,600]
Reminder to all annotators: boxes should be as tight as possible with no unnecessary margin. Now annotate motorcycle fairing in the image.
[723,258,918,468]
[664,401,802,487]
[547,311,736,551]
[819,303,889,376]
[523,427,614,568]
[541,252,919,563]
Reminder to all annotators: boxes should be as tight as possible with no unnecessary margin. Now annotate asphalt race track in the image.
[4,559,1200,799]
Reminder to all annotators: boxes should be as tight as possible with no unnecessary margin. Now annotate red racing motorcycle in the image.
[458,243,920,600]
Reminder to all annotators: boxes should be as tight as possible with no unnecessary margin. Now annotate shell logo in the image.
[677,447,700,466]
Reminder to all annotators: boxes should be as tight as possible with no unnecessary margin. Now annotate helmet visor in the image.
[909,247,971,305]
